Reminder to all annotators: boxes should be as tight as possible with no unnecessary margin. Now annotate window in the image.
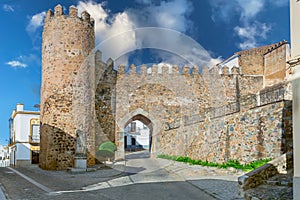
[30,118,40,143]
[31,125,40,143]
[131,122,136,132]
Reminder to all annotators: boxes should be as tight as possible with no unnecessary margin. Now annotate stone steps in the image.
[244,184,292,200]
[263,173,293,187]
[244,171,293,200]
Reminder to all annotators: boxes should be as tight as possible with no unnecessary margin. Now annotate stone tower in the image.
[40,5,95,170]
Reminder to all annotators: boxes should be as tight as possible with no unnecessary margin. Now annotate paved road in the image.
[0,151,244,200]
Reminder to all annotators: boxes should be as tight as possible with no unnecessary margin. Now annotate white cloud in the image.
[76,0,215,67]
[209,0,287,49]
[127,0,193,33]
[237,0,264,20]
[6,61,27,68]
[3,4,14,12]
[26,11,46,33]
[210,0,287,23]
[234,22,271,49]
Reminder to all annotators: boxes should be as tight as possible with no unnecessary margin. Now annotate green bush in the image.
[97,141,117,158]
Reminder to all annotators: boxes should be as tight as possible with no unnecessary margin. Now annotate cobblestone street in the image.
[0,151,245,200]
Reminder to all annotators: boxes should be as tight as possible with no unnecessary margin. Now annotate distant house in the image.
[0,145,9,167]
[124,120,150,150]
[8,103,40,166]
[0,145,9,160]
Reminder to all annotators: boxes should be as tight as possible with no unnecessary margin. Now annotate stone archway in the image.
[115,108,161,160]
[124,114,153,152]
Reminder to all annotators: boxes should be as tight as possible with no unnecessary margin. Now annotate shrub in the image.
[97,141,117,159]
[157,154,272,172]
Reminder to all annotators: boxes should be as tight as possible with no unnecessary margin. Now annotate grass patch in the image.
[157,154,272,172]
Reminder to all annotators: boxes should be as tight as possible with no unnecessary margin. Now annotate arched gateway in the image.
[115,109,159,159]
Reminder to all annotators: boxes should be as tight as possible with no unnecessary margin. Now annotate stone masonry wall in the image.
[112,63,284,162]
[94,53,117,156]
[264,41,288,86]
[112,62,292,164]
[238,43,281,75]
[40,5,95,170]
[184,83,292,164]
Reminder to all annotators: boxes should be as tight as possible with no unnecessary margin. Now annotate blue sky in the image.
[0,0,289,145]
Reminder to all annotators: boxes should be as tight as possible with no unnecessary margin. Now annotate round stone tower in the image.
[40,5,95,170]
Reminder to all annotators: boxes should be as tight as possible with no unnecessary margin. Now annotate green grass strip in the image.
[157,154,272,172]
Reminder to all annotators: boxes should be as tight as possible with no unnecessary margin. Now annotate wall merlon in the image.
[140,65,147,75]
[106,58,113,67]
[172,66,180,74]
[162,66,169,74]
[129,64,137,74]
[210,66,219,75]
[118,65,125,74]
[46,9,54,20]
[221,66,230,75]
[54,4,63,16]
[183,66,190,74]
[69,6,78,18]
[202,66,210,75]
[151,65,158,74]
[95,50,102,62]
[81,11,90,21]
[192,67,199,75]
[231,66,239,75]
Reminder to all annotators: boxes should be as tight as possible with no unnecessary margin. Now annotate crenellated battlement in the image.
[44,5,94,26]
[218,65,240,75]
[116,64,203,77]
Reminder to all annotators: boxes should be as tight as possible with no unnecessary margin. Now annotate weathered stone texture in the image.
[40,5,95,170]
[95,58,117,152]
[238,43,281,75]
[264,41,288,86]
[183,83,293,164]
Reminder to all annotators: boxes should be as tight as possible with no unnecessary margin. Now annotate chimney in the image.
[16,103,24,112]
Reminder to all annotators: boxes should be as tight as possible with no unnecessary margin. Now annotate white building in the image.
[289,1,300,199]
[217,54,239,73]
[0,145,10,167]
[0,145,9,160]
[9,103,40,166]
[124,120,150,150]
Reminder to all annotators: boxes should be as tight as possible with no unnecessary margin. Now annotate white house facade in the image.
[290,1,300,199]
[9,104,40,167]
[0,145,9,167]
[124,120,150,151]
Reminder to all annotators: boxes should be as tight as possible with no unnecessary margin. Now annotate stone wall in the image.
[264,41,289,86]
[94,53,117,156]
[179,83,293,164]
[238,45,272,75]
[40,5,95,170]
[109,58,292,164]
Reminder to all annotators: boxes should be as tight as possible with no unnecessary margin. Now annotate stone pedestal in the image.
[74,156,87,169]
